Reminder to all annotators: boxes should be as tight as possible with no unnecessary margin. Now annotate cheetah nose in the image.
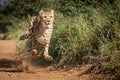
[47,20,50,23]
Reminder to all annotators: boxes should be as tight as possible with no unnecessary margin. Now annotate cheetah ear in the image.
[51,10,54,15]
[39,10,44,16]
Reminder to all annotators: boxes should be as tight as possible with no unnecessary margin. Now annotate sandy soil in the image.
[0,40,92,80]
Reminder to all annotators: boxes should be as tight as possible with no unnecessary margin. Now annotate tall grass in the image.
[50,9,113,63]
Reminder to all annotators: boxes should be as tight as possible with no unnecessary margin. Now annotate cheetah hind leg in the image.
[31,49,44,59]
[37,48,44,57]
[31,49,38,59]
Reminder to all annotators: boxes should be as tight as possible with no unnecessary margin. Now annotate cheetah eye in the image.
[50,16,53,18]
[44,16,46,18]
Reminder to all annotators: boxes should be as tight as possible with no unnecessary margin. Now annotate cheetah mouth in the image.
[45,22,51,25]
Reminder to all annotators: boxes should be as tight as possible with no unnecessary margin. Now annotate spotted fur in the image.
[20,10,54,61]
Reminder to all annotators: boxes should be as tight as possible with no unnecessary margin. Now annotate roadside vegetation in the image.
[0,0,120,79]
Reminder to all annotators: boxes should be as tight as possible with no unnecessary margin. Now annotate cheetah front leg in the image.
[44,44,53,61]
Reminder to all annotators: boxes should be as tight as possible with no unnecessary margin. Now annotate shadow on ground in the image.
[0,58,23,72]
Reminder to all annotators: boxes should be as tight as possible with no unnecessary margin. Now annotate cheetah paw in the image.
[44,55,53,61]
[31,49,38,58]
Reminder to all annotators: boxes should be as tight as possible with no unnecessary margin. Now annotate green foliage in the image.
[0,0,55,17]
[5,18,29,39]
[2,18,29,53]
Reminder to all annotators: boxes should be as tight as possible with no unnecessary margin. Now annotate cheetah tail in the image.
[20,34,29,40]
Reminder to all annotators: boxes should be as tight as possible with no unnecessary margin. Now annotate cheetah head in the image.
[39,10,54,27]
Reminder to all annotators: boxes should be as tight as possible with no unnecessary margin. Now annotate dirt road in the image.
[0,40,91,80]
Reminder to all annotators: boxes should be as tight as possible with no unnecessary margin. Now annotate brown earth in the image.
[0,40,100,80]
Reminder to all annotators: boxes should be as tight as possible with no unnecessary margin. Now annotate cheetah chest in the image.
[36,28,53,45]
